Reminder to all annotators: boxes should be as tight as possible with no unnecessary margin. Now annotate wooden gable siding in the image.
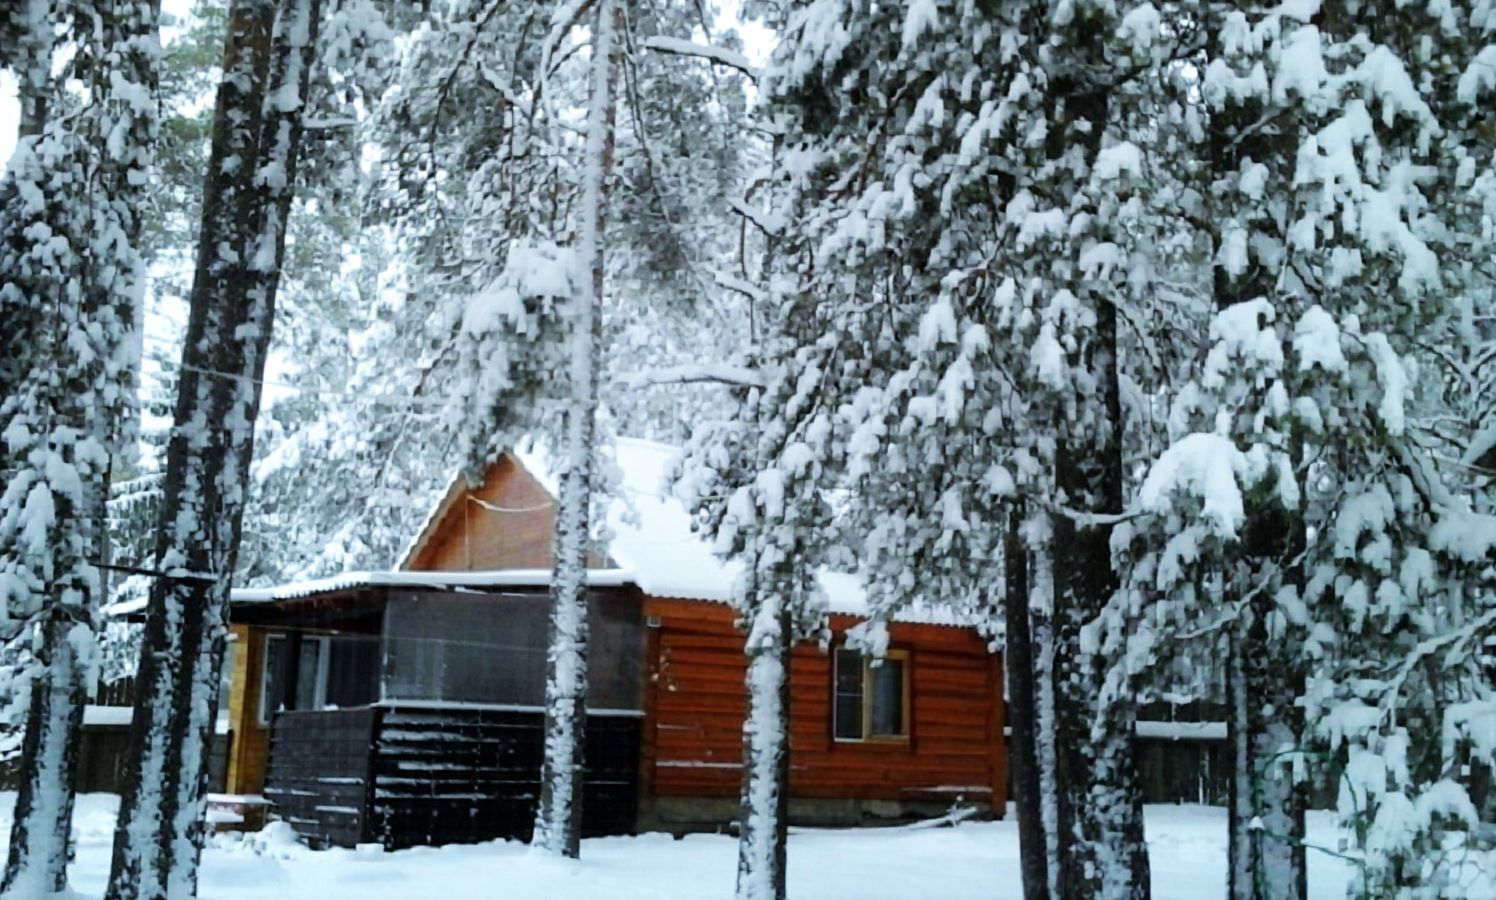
[406,456,557,571]
[405,455,610,572]
[643,597,1006,807]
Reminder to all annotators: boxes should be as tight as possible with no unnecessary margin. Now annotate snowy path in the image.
[11,794,1357,898]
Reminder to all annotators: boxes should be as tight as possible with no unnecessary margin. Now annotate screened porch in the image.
[228,578,647,848]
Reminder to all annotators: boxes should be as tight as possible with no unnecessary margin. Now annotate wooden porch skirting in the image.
[263,704,641,849]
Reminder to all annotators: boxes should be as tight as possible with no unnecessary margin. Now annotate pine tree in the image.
[721,3,1187,896]
[0,1,159,892]
[532,0,621,856]
[106,1,324,895]
[1126,3,1496,897]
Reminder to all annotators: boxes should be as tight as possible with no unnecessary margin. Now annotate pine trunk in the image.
[1226,624,1307,900]
[533,0,617,858]
[1205,13,1309,896]
[106,2,320,897]
[1029,545,1060,895]
[735,593,792,900]
[2,2,158,892]
[1004,508,1050,900]
[2,621,87,895]
[1046,15,1150,900]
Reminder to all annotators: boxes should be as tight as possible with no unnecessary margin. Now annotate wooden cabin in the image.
[220,438,1007,848]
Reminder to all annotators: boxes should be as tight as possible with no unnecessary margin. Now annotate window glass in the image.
[869,658,904,737]
[324,637,379,708]
[295,638,322,711]
[833,648,908,741]
[383,592,548,705]
[833,650,864,740]
[380,591,643,709]
[261,635,287,723]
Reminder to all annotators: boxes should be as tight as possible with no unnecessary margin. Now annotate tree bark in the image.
[3,621,88,895]
[106,2,321,897]
[1050,297,1150,900]
[1226,620,1308,900]
[533,0,617,858]
[1004,507,1050,900]
[2,2,159,892]
[735,594,792,900]
[1045,14,1151,899]
[1205,11,1308,896]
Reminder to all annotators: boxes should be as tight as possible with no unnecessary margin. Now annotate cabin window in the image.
[832,648,910,742]
[260,634,379,724]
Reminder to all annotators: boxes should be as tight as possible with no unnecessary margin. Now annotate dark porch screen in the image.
[381,590,643,710]
[325,637,380,707]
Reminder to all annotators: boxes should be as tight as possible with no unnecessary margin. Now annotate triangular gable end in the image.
[398,453,616,573]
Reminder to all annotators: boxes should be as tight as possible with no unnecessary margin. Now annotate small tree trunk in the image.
[735,592,792,900]
[2,621,88,895]
[1029,544,1060,894]
[1226,590,1307,900]
[533,0,617,858]
[106,2,320,896]
[1004,507,1050,900]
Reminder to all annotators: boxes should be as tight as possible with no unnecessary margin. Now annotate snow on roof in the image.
[515,438,737,602]
[160,437,968,628]
[513,438,969,627]
[228,569,632,604]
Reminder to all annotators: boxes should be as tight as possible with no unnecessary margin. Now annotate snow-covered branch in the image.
[1047,503,1145,527]
[730,198,782,236]
[620,364,764,389]
[301,116,358,130]
[713,270,765,302]
[640,36,758,80]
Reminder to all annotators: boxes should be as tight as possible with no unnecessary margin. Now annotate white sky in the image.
[0,71,17,170]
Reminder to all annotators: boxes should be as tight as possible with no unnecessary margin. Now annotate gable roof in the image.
[397,437,970,627]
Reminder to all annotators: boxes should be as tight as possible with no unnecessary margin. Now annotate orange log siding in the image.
[644,597,1006,808]
[224,625,270,795]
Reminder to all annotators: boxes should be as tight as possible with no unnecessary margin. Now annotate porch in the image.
[265,704,640,849]
[222,572,646,848]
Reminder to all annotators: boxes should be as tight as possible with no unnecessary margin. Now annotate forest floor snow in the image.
[4,793,1366,899]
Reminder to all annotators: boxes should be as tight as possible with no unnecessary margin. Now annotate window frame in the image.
[831,646,912,744]
[259,634,330,725]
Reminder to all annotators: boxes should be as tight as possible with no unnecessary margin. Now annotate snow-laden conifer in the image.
[1123,3,1496,896]
[0,2,159,893]
[106,2,324,896]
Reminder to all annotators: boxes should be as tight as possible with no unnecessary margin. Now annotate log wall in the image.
[644,598,1005,812]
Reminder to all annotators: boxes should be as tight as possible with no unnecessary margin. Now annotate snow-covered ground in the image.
[4,793,1366,899]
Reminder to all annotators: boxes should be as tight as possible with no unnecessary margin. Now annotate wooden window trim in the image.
[832,647,911,744]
